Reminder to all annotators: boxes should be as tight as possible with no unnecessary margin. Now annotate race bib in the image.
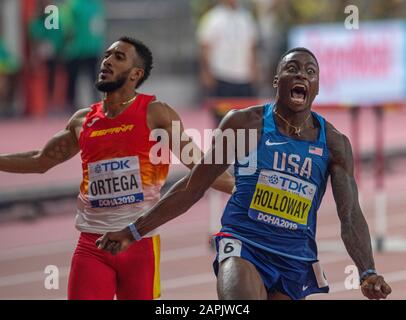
[88,156,144,208]
[218,238,242,263]
[248,170,316,231]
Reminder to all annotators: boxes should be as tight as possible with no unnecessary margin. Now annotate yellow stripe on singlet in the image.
[152,235,161,299]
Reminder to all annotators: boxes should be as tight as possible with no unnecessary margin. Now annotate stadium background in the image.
[0,0,405,299]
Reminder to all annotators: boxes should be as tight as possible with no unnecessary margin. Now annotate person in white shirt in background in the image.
[197,0,260,102]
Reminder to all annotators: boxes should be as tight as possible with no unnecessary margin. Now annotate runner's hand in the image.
[96,227,134,255]
[361,274,392,299]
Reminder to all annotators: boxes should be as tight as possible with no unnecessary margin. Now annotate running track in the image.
[0,107,405,300]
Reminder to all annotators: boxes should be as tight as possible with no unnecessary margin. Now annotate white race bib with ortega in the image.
[88,156,144,208]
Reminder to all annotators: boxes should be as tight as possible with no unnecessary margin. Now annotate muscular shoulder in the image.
[66,107,91,140]
[67,107,91,129]
[325,121,353,170]
[219,105,263,131]
[147,101,181,130]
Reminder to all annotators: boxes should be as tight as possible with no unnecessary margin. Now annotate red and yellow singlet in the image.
[75,93,169,234]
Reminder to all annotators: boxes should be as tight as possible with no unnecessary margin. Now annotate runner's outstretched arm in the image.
[148,101,234,194]
[327,123,391,300]
[97,109,250,254]
[0,111,83,173]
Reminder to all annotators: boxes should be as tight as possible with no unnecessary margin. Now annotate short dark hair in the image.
[277,47,319,73]
[118,36,153,88]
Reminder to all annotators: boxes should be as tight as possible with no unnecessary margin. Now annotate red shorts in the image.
[68,232,160,300]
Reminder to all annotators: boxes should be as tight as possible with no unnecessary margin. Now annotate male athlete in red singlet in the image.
[0,36,234,299]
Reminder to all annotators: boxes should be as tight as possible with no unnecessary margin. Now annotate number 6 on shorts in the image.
[218,238,242,263]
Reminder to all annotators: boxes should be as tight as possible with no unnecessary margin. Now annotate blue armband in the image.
[128,223,142,241]
[360,269,377,284]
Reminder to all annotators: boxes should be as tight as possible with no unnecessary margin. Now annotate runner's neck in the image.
[103,89,138,118]
[103,88,137,110]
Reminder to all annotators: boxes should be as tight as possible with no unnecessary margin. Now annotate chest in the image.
[79,114,151,159]
[256,132,329,181]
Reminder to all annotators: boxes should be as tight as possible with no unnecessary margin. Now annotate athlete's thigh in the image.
[68,253,116,300]
[217,256,268,300]
[115,235,160,300]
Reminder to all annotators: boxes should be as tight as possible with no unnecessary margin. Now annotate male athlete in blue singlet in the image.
[97,48,392,300]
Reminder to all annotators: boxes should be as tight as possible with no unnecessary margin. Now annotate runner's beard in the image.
[95,71,129,93]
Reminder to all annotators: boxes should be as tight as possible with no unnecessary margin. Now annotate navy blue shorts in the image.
[213,235,329,300]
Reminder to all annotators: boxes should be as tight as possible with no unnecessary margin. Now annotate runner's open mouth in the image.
[290,85,307,103]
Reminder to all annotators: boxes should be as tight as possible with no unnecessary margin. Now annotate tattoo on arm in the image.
[0,128,79,174]
[44,131,77,162]
[0,109,86,174]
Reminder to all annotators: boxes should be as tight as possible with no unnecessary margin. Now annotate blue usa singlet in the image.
[220,103,330,261]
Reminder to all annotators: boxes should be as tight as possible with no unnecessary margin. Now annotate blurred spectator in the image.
[62,0,105,110]
[29,0,65,112]
[0,36,19,117]
[196,0,259,100]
